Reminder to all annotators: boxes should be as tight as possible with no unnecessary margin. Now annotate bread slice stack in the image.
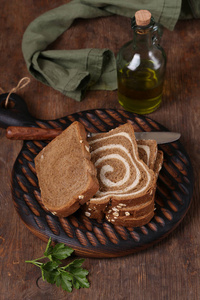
[35,121,163,227]
[34,121,99,217]
[82,123,163,227]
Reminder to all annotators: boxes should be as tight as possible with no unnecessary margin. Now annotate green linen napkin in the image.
[22,0,181,101]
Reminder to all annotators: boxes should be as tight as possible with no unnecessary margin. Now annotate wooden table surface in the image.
[0,1,199,299]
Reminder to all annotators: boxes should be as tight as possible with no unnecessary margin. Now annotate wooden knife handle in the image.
[6,126,62,140]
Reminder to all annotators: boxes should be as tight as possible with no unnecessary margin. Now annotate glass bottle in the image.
[116,10,166,114]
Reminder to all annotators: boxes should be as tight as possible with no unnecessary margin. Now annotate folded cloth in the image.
[180,0,200,19]
[22,0,181,101]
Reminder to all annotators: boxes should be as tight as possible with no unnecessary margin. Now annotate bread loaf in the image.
[34,121,99,217]
[83,123,158,226]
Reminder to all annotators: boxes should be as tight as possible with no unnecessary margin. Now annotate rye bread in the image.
[82,123,156,226]
[137,139,158,170]
[34,121,99,217]
[103,147,163,226]
[106,210,155,227]
[153,150,164,178]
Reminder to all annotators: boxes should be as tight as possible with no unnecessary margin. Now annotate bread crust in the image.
[105,210,155,227]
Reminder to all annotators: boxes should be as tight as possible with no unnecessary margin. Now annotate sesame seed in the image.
[78,195,84,199]
[125,212,130,216]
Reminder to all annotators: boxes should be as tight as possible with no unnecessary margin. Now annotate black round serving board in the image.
[11,109,194,257]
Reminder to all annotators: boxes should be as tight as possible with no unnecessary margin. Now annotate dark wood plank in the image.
[0,1,199,299]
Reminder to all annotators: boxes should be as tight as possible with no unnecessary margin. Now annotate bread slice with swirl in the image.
[83,123,158,226]
[35,121,99,217]
[104,144,163,226]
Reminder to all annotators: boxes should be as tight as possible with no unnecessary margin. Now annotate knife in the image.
[6,126,181,144]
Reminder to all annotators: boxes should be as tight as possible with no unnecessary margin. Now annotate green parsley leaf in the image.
[55,273,62,287]
[51,243,74,261]
[44,238,74,261]
[25,238,90,292]
[42,261,60,272]
[65,258,86,269]
[60,272,73,292]
[65,260,90,289]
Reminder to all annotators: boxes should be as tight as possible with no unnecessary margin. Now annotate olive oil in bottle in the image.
[117,10,166,114]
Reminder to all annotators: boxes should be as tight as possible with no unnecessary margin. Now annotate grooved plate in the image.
[11,109,194,258]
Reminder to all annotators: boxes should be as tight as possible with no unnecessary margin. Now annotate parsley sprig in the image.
[25,238,90,292]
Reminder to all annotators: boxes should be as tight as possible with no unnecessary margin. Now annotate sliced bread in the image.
[34,121,99,217]
[104,143,163,226]
[137,139,158,170]
[153,150,164,178]
[82,123,156,226]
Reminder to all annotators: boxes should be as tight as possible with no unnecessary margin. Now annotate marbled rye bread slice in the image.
[104,149,163,226]
[35,121,99,217]
[83,130,164,226]
[83,123,156,225]
[104,147,163,226]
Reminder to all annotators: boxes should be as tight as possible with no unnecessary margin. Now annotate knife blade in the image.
[134,131,181,144]
[6,126,181,144]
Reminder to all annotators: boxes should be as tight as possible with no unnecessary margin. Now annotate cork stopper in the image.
[135,10,151,26]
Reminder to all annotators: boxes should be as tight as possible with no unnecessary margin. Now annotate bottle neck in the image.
[133,28,153,49]
[131,16,156,50]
